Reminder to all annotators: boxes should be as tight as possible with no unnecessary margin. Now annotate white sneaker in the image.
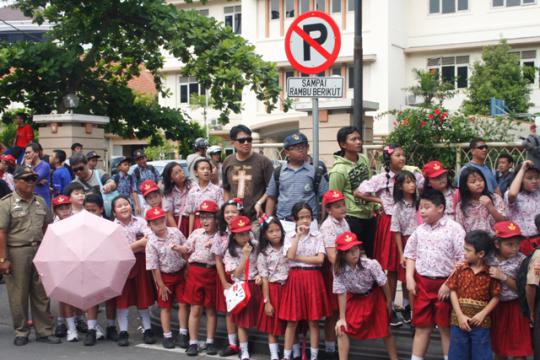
[95,325,105,340]
[67,329,79,342]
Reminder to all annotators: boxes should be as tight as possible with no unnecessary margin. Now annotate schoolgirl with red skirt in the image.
[487,221,533,359]
[145,207,188,349]
[505,160,540,255]
[333,232,398,360]
[212,198,245,357]
[256,215,288,360]
[356,144,423,326]
[180,199,221,356]
[389,171,418,324]
[223,215,262,360]
[112,195,155,347]
[279,201,329,360]
[162,161,191,237]
[319,190,350,358]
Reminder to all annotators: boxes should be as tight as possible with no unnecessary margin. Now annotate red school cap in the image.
[422,160,448,179]
[322,190,345,206]
[229,215,252,233]
[335,231,363,251]
[52,195,71,208]
[145,207,166,221]
[198,199,219,214]
[494,221,523,239]
[0,154,16,166]
[140,179,159,197]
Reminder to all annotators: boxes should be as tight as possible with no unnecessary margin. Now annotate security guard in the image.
[0,165,60,346]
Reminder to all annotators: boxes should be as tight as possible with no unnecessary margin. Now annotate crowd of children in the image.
[46,138,540,360]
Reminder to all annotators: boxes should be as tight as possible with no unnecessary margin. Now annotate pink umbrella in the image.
[33,210,136,310]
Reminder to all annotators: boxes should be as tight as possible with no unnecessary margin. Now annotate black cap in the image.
[86,151,100,160]
[13,165,38,179]
[116,156,132,166]
[283,132,308,149]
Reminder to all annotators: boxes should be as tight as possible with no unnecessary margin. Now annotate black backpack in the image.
[133,164,159,182]
[273,159,327,198]
[516,247,540,317]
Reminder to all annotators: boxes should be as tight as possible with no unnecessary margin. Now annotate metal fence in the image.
[252,142,528,173]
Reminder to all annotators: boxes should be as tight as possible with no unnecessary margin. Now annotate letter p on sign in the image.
[285,11,341,75]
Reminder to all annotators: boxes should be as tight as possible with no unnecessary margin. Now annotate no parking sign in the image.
[284,11,341,74]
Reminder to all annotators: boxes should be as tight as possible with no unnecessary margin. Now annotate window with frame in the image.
[347,0,355,11]
[225,5,242,34]
[332,0,342,13]
[427,55,469,89]
[198,9,209,16]
[179,77,206,105]
[270,0,280,20]
[348,66,354,88]
[493,0,535,6]
[331,66,342,76]
[429,0,468,14]
[510,50,537,83]
[285,0,295,17]
[315,0,326,11]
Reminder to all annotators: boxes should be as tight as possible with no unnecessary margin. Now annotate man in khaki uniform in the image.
[0,165,60,346]
[526,250,540,359]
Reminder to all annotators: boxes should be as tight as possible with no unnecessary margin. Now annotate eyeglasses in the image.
[72,166,85,173]
[475,145,488,150]
[236,137,253,144]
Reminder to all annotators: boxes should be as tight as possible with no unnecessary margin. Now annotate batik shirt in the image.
[333,257,387,294]
[145,227,187,273]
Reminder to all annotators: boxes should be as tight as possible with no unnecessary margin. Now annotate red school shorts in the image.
[411,273,451,328]
[182,263,217,308]
[157,270,186,309]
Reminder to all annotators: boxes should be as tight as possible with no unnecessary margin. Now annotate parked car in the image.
[128,159,189,179]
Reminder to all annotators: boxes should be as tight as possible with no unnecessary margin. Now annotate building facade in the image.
[160,0,540,146]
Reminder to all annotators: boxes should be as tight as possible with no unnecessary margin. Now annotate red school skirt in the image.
[157,270,186,309]
[520,235,540,256]
[411,273,450,328]
[182,263,217,308]
[278,267,329,321]
[491,299,533,357]
[322,259,338,313]
[116,252,155,309]
[397,235,409,283]
[373,212,398,272]
[175,215,190,238]
[343,287,390,340]
[216,272,232,314]
[257,282,286,337]
[231,280,262,329]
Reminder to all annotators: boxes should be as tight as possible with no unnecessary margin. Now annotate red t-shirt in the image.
[15,124,33,148]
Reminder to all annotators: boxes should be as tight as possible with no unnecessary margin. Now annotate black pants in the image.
[346,216,377,259]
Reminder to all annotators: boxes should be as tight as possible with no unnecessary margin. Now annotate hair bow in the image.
[226,197,244,210]
[258,213,274,227]
[383,145,395,155]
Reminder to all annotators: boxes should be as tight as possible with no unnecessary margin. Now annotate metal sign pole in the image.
[312,97,319,168]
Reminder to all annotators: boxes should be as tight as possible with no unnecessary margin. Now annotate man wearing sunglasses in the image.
[458,138,500,194]
[70,153,116,196]
[0,165,60,346]
[222,125,274,221]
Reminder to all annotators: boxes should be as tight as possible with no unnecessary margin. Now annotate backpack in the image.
[273,159,326,198]
[516,247,540,317]
[133,164,159,182]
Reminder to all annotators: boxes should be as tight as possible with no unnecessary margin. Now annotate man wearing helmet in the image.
[187,137,209,180]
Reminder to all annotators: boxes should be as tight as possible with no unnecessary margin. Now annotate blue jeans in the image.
[449,326,492,360]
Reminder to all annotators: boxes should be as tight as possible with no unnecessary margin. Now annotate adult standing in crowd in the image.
[70,153,116,196]
[222,125,274,220]
[51,149,72,197]
[328,126,376,258]
[459,138,499,194]
[0,166,60,346]
[187,138,208,180]
[25,142,51,208]
[11,113,34,164]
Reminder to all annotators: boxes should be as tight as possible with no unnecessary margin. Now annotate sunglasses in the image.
[21,176,38,183]
[72,166,85,172]
[475,145,488,150]
[236,137,253,144]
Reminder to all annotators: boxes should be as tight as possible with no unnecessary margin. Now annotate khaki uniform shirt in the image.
[0,192,53,247]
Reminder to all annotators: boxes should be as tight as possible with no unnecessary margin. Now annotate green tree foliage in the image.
[462,40,534,115]
[0,0,285,146]
[406,69,455,108]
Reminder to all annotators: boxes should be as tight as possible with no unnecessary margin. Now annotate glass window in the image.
[225,6,242,34]
[332,0,341,13]
[456,66,468,88]
[493,0,535,5]
[285,71,295,79]
[271,0,280,20]
[429,0,440,13]
[458,0,468,10]
[198,9,209,16]
[507,0,521,5]
[300,0,310,13]
[442,0,456,13]
[179,77,203,104]
[430,0,467,13]
[347,0,355,11]
[331,66,341,76]
[285,0,295,17]
[348,66,354,88]
[316,0,325,11]
[427,55,469,89]
[492,0,504,5]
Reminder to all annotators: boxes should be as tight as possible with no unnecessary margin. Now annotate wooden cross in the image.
[232,169,252,198]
